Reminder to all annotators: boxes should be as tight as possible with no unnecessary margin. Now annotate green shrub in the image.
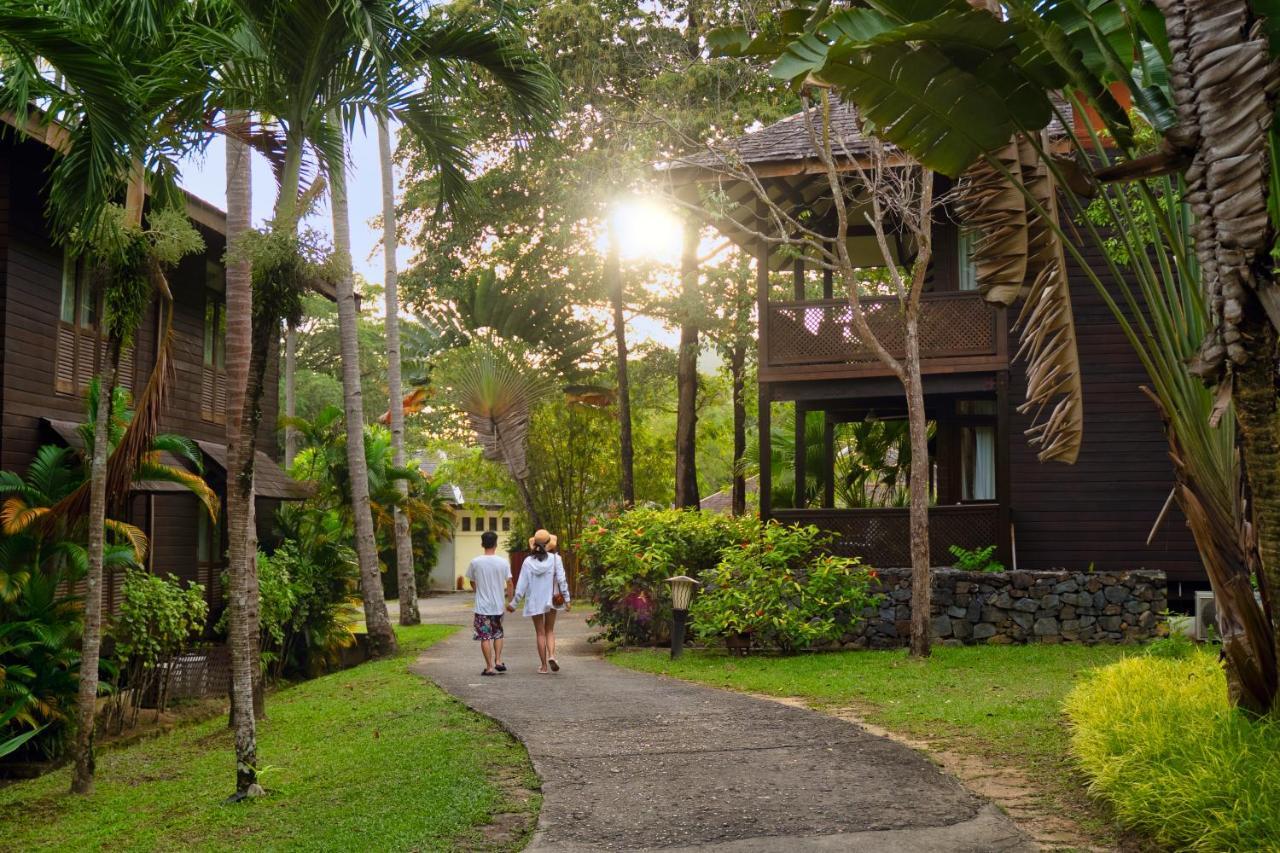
[1064,651,1280,851]
[948,544,1004,572]
[105,570,207,731]
[220,539,360,679]
[579,508,758,645]
[691,522,880,651]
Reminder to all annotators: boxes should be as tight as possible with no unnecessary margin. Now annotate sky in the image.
[178,123,688,349]
[178,122,411,292]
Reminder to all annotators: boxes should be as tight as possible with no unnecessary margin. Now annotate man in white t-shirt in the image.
[466,530,512,676]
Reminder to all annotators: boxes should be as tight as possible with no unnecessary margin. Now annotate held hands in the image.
[506,602,516,613]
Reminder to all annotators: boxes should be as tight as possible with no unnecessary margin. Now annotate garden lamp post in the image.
[666,575,700,659]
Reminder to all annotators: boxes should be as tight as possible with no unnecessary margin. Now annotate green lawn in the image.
[1,625,538,852]
[611,643,1130,778]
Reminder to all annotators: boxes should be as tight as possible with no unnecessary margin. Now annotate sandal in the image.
[495,663,507,672]
[481,670,497,677]
[537,668,550,674]
[548,658,560,672]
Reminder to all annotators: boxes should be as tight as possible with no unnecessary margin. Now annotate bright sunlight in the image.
[607,198,686,264]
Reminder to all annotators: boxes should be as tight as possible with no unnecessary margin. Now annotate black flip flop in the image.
[481,670,497,677]
[548,658,560,672]
[495,663,507,672]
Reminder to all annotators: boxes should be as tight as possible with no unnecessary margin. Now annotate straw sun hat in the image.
[529,529,558,550]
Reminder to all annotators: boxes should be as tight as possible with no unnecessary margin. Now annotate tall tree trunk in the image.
[223,122,262,797]
[730,341,747,516]
[607,221,635,507]
[378,118,419,626]
[330,146,398,657]
[1231,308,1280,710]
[674,219,700,508]
[903,314,932,659]
[284,322,298,468]
[70,356,117,795]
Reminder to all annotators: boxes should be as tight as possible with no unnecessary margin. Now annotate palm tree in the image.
[440,347,552,527]
[377,118,419,625]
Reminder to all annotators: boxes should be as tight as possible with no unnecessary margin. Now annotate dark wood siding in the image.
[1007,237,1202,581]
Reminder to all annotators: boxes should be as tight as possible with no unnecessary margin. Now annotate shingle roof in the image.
[666,96,1073,175]
[701,476,759,514]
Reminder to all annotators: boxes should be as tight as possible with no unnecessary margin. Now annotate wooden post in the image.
[996,371,1013,569]
[759,383,772,521]
[793,256,805,300]
[823,414,836,508]
[794,402,807,508]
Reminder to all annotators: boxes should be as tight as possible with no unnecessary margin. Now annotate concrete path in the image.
[409,595,1032,852]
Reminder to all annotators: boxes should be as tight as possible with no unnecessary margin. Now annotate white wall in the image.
[438,507,517,590]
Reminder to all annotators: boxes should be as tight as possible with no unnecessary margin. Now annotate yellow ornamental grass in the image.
[1064,651,1280,851]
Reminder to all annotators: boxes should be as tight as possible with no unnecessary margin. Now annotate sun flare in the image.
[607,198,685,264]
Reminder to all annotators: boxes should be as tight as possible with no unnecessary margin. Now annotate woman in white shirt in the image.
[507,529,571,674]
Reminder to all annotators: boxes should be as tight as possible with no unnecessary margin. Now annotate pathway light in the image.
[666,575,701,659]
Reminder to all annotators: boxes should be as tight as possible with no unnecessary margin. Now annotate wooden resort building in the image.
[663,101,1205,604]
[0,116,309,614]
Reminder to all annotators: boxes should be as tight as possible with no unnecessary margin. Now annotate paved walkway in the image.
[409,595,1032,852]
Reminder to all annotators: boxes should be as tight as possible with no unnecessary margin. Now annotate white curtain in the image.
[971,426,995,500]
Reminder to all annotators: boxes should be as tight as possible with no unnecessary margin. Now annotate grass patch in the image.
[611,643,1129,772]
[0,625,538,852]
[1065,649,1280,852]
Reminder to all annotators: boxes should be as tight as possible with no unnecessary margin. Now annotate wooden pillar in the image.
[823,415,836,508]
[996,371,1013,569]
[757,239,772,521]
[793,256,805,300]
[794,402,807,508]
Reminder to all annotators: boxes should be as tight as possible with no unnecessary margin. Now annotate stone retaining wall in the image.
[845,568,1167,649]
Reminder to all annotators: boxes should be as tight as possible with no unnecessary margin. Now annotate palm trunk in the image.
[223,123,262,796]
[284,323,298,468]
[330,145,397,657]
[70,356,117,795]
[1230,308,1280,711]
[377,118,420,626]
[606,222,635,507]
[730,341,747,516]
[903,315,932,659]
[674,219,700,508]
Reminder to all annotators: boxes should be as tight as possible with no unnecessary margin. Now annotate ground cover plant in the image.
[0,625,539,852]
[1065,647,1280,852]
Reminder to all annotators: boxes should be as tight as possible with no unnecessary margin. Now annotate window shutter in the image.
[201,365,216,420]
[56,323,77,393]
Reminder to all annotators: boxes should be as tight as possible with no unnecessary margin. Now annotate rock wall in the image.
[846,569,1167,649]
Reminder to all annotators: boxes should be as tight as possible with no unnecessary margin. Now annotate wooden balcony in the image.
[771,504,1001,568]
[760,291,1007,383]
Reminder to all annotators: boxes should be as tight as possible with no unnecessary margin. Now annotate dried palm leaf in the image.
[1155,0,1280,380]
[1013,134,1083,464]
[956,138,1028,306]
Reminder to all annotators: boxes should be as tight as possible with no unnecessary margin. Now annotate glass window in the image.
[958,230,978,292]
[961,425,996,501]
[502,516,511,531]
[461,516,471,532]
[203,292,225,369]
[488,516,498,532]
[474,517,484,531]
[60,253,78,324]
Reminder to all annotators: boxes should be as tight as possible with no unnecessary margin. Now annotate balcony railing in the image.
[771,504,1000,568]
[762,291,1006,381]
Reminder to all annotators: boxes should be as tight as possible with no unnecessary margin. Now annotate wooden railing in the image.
[762,291,1006,381]
[771,504,1000,568]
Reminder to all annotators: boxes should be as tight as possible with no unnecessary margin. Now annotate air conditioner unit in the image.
[1194,591,1216,642]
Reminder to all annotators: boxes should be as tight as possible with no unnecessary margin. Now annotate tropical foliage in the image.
[692,523,880,652]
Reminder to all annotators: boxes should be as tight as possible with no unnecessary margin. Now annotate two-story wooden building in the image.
[0,118,307,614]
[666,101,1205,603]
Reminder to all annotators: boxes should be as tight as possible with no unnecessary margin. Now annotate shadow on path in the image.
[409,595,1031,852]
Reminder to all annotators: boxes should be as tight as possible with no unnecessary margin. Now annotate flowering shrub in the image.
[691,523,880,652]
[579,508,758,645]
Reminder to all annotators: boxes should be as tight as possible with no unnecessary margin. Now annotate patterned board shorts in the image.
[473,613,504,642]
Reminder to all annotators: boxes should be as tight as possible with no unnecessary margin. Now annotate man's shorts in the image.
[473,612,504,641]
